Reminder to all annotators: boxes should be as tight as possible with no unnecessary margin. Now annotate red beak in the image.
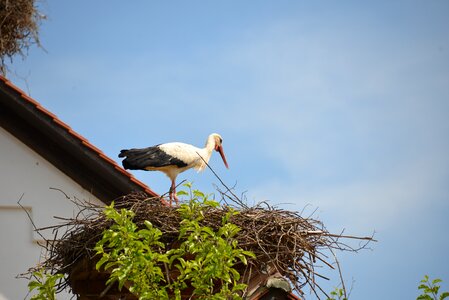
[217,145,229,169]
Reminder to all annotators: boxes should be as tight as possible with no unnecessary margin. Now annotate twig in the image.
[17,193,47,241]
[196,152,248,209]
[99,282,114,298]
[330,248,347,299]
[49,187,70,199]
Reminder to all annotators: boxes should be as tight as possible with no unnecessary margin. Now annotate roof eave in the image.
[0,76,158,203]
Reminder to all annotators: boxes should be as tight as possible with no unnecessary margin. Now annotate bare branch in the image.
[17,193,47,242]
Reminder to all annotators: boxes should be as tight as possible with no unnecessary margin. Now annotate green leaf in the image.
[143,220,153,228]
[201,227,215,237]
[204,199,220,208]
[419,284,429,290]
[95,255,110,270]
[158,255,169,264]
[183,182,192,189]
[238,254,247,265]
[193,190,205,199]
[417,295,433,300]
[243,250,256,258]
[440,292,449,300]
[104,261,119,271]
[230,268,240,280]
[233,283,247,292]
[28,281,40,291]
[177,190,189,196]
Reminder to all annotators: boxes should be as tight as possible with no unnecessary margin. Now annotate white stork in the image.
[119,133,229,205]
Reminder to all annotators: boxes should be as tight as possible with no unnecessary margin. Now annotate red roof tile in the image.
[114,165,130,175]
[35,104,58,119]
[81,140,103,153]
[68,129,87,141]
[20,93,41,106]
[99,153,118,166]
[52,117,71,128]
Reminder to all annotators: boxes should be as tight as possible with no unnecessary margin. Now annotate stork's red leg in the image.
[169,180,179,206]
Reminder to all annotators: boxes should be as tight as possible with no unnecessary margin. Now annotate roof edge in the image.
[0,75,159,201]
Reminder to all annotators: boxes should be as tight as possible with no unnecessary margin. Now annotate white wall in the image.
[0,127,104,299]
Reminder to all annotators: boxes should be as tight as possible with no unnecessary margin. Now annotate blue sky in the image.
[8,1,449,299]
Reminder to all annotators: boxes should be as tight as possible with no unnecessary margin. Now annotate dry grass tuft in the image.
[0,0,45,73]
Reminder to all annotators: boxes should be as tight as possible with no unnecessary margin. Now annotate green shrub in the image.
[94,184,254,299]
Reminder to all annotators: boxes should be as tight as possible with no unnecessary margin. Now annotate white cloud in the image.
[250,148,449,234]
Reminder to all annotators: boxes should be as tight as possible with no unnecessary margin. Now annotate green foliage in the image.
[327,287,347,300]
[94,183,255,299]
[94,204,169,298]
[168,184,255,299]
[417,275,449,300]
[27,269,63,300]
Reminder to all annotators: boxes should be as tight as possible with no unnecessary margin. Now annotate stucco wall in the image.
[0,127,104,299]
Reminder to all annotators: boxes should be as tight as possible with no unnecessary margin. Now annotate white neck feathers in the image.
[195,134,217,171]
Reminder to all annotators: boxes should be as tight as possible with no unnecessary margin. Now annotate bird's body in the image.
[119,133,229,205]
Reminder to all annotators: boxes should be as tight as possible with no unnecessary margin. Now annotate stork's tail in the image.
[118,148,152,170]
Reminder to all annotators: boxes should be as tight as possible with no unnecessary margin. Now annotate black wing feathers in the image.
[119,146,188,170]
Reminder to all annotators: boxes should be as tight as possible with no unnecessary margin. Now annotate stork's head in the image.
[211,133,229,169]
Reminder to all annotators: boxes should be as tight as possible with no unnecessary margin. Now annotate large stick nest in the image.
[33,191,373,299]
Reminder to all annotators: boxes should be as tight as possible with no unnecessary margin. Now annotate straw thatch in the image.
[0,0,44,73]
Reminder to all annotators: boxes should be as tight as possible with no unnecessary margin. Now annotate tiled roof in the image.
[0,75,158,199]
